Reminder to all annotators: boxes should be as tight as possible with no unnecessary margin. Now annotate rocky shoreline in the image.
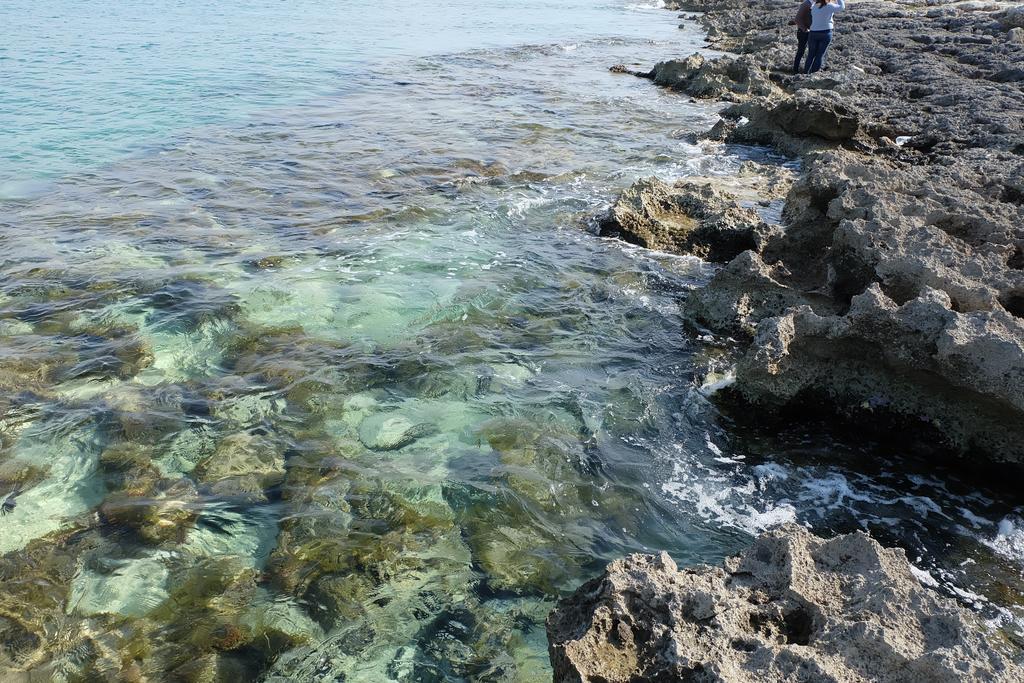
[547,525,1024,682]
[607,0,1024,464]
[547,1,1024,679]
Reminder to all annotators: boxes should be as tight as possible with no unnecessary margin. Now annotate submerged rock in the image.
[357,412,437,451]
[445,416,627,596]
[193,432,286,489]
[598,178,773,262]
[547,525,1024,683]
[406,599,550,681]
[98,485,197,546]
[0,528,107,675]
[140,277,241,332]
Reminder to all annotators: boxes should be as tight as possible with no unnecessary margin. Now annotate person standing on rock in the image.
[805,0,845,74]
[791,0,813,74]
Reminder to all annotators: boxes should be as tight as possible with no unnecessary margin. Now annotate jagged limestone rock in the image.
[598,179,773,262]
[548,525,1024,683]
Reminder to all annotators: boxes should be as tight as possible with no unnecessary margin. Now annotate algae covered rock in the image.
[193,432,286,488]
[135,555,318,678]
[547,524,1024,683]
[98,441,161,494]
[99,487,196,545]
[406,600,550,681]
[0,333,78,392]
[451,414,649,597]
[445,468,577,598]
[223,324,363,399]
[0,527,103,673]
[141,277,241,331]
[598,178,770,262]
[446,418,603,596]
[269,468,462,617]
[96,440,199,543]
[103,384,192,444]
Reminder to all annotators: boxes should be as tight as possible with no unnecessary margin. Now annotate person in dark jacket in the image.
[791,0,813,74]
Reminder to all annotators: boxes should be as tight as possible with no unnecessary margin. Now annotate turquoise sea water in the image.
[2,0,1023,679]
[2,0,685,194]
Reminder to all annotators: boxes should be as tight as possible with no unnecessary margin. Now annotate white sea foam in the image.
[661,443,799,535]
[910,564,941,588]
[626,0,666,10]
[752,463,788,481]
[506,192,553,219]
[656,415,1024,636]
[986,514,1024,565]
[698,368,735,395]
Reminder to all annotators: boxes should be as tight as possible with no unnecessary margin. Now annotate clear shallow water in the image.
[1,0,1023,680]
[1,0,689,194]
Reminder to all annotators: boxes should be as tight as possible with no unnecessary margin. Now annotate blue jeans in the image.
[804,29,832,73]
[794,30,808,73]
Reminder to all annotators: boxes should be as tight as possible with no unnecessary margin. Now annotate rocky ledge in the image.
[600,0,1024,463]
[597,178,780,262]
[547,525,1024,682]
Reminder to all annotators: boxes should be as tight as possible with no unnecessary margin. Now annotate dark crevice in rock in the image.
[1002,183,1024,205]
[832,252,881,308]
[730,638,758,653]
[1008,246,1024,270]
[783,607,813,646]
[733,323,1024,463]
[999,291,1024,319]
[877,281,917,308]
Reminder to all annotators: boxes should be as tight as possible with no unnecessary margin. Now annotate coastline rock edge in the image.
[547,524,1024,683]
[605,0,1024,464]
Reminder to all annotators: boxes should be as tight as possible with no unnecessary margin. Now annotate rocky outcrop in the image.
[1001,5,1024,30]
[627,0,1024,463]
[547,525,1024,683]
[611,53,775,102]
[734,285,1024,458]
[687,250,810,336]
[598,178,775,262]
[722,90,860,153]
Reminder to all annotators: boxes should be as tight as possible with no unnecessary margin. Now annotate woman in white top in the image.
[804,0,846,74]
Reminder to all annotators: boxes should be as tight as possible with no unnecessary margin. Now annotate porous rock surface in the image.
[547,524,1024,683]
[613,0,1024,462]
[598,178,775,262]
[610,52,776,102]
